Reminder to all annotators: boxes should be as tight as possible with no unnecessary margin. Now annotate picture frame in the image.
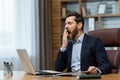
[98,3,107,14]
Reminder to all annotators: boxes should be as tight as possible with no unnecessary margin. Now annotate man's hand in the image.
[88,66,98,74]
[61,29,68,48]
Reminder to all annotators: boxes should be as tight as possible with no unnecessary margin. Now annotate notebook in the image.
[16,49,61,75]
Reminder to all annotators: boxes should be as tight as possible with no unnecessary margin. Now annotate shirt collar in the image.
[72,33,85,44]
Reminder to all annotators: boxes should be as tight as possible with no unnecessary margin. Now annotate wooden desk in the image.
[0,71,120,80]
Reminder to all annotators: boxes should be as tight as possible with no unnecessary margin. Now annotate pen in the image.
[3,61,13,76]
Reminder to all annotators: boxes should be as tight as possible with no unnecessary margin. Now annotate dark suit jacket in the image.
[55,34,111,74]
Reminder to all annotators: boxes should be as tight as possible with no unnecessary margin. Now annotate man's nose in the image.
[65,24,68,29]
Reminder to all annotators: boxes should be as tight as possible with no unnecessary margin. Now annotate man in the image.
[55,11,111,74]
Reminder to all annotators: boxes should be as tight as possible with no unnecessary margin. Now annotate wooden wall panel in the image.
[51,0,61,68]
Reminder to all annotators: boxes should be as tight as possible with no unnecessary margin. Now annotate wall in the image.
[51,0,61,68]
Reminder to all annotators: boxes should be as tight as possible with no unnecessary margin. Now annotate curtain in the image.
[39,0,53,70]
[0,0,39,70]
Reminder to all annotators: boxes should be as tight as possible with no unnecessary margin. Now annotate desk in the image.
[0,71,120,80]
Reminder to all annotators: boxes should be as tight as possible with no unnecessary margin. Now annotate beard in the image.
[67,27,78,40]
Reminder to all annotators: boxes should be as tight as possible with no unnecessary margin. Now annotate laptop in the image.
[16,49,61,75]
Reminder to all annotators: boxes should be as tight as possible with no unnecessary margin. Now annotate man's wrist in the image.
[96,68,102,74]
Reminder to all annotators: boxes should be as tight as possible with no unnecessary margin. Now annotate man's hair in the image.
[66,11,84,30]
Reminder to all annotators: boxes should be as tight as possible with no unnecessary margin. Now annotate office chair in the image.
[88,28,120,73]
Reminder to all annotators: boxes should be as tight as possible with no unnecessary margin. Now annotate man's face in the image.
[65,16,79,39]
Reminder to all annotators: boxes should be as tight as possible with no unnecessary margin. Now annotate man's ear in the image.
[78,22,83,29]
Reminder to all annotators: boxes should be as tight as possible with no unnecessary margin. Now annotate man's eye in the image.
[68,22,72,25]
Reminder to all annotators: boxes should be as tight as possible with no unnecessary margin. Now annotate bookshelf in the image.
[81,0,120,32]
[60,0,120,33]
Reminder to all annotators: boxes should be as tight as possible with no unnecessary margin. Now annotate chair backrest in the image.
[88,28,120,73]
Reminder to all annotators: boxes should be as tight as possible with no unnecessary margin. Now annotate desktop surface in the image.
[0,70,120,80]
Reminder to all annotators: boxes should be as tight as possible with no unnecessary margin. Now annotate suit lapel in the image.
[81,34,88,62]
[68,41,73,70]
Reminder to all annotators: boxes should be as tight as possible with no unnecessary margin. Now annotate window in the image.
[0,0,39,70]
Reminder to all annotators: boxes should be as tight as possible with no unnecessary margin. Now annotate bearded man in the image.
[55,11,111,74]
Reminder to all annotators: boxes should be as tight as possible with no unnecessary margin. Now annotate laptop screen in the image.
[16,49,36,74]
[17,49,62,75]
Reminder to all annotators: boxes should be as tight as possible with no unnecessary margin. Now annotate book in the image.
[56,71,89,76]
[118,0,120,14]
[88,18,95,31]
[81,6,86,17]
[62,7,66,18]
[56,72,78,76]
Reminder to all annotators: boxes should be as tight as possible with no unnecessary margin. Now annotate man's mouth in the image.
[67,31,72,39]
[67,31,71,34]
